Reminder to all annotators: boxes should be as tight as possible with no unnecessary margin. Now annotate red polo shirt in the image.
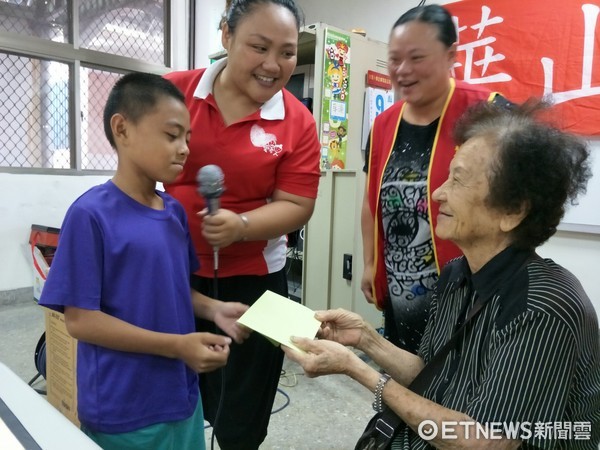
[164,60,320,277]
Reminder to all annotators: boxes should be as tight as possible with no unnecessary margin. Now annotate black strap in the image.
[408,293,486,394]
[370,294,489,438]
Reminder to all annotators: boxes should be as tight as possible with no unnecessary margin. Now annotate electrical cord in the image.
[207,253,299,445]
[210,263,225,450]
[279,368,304,388]
[285,247,303,299]
[270,388,290,414]
[29,332,47,395]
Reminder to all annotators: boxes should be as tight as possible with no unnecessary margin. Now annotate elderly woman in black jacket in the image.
[286,100,599,450]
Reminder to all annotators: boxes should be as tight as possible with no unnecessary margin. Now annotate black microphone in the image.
[197,165,225,272]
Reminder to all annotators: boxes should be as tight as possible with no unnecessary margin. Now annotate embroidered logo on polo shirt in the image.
[250,125,283,156]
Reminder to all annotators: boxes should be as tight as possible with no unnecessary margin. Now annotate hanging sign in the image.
[361,87,394,150]
[366,70,392,90]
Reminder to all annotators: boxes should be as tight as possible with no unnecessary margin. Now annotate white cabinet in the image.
[297,24,388,328]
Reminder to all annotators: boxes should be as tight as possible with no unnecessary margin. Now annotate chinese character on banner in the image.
[446,0,600,136]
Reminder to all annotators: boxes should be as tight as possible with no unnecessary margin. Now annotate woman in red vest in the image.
[361,4,506,352]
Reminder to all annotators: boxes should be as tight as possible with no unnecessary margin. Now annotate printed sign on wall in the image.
[446,0,600,136]
[319,29,351,170]
[362,87,394,150]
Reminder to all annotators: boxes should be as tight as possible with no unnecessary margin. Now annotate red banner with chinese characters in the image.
[446,0,600,136]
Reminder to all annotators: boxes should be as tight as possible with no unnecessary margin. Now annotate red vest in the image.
[366,79,496,309]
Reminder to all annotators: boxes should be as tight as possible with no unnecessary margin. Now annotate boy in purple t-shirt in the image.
[39,73,249,450]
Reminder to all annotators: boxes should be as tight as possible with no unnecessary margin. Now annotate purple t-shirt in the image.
[39,180,200,433]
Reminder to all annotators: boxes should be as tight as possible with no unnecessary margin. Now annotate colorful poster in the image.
[446,0,600,136]
[319,29,351,170]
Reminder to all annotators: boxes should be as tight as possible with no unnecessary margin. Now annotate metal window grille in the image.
[0,53,70,169]
[80,67,122,170]
[0,0,70,42]
[80,4,165,64]
[0,0,170,172]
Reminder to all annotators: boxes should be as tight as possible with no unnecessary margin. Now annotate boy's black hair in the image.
[103,72,185,149]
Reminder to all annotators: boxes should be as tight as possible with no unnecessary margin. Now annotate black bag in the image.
[355,406,401,449]
[354,291,493,450]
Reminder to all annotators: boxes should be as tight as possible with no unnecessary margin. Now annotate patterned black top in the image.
[377,118,439,353]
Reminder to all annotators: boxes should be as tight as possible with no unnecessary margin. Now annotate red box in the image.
[29,225,60,302]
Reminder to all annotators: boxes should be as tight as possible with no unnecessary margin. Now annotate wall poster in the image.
[319,29,351,170]
[362,71,394,150]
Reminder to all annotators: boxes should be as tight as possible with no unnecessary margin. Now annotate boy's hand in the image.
[214,302,251,344]
[178,332,231,373]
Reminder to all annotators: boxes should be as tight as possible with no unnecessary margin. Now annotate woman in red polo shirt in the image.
[164,1,320,449]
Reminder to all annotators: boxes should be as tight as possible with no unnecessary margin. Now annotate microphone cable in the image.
[210,252,226,450]
[196,164,227,449]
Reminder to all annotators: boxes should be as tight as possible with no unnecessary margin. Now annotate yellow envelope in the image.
[237,290,321,352]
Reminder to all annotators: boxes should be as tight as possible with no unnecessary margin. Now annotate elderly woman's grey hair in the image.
[453,99,592,249]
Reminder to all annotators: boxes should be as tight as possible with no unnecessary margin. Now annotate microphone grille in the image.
[197,165,225,198]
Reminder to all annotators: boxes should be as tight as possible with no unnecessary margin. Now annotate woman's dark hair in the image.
[223,0,304,33]
[103,72,185,149]
[392,4,456,48]
[453,100,592,250]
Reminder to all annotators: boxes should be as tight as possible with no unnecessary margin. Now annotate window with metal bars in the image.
[0,0,170,171]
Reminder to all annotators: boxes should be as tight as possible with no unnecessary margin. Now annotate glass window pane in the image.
[0,52,70,169]
[80,1,165,64]
[80,67,121,171]
[0,0,174,173]
[0,0,69,43]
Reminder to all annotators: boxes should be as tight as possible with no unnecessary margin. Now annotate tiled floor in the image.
[0,298,376,449]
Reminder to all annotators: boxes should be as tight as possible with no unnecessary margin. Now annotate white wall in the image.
[193,0,425,63]
[541,141,600,318]
[1,174,111,291]
[538,230,600,311]
[297,0,424,43]
[194,0,226,67]
[171,0,192,70]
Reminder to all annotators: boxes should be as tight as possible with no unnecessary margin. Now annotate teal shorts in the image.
[82,398,205,450]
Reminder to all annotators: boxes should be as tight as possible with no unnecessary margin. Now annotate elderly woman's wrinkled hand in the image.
[314,308,366,349]
[282,337,357,378]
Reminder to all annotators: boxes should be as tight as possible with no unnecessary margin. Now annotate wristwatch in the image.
[372,373,391,412]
